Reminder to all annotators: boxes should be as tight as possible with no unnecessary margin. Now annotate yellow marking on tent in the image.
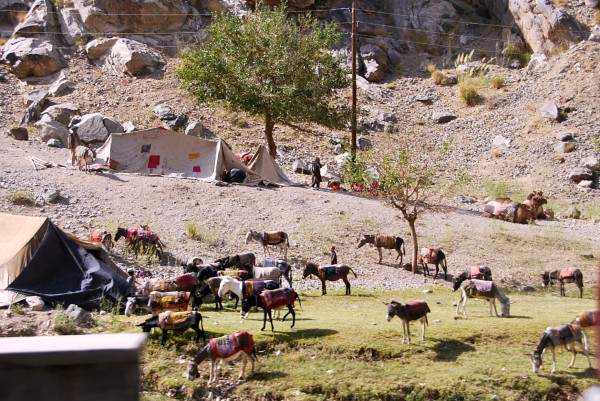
[188,153,200,160]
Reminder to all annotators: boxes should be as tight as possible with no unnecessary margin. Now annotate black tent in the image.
[1,213,129,310]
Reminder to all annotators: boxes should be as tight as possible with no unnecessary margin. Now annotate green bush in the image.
[6,189,34,205]
[431,70,447,85]
[483,180,511,198]
[53,312,80,335]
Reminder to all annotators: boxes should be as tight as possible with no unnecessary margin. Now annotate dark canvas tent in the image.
[95,128,271,185]
[0,213,129,310]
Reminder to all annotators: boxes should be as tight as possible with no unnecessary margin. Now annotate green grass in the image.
[186,220,221,246]
[112,288,598,400]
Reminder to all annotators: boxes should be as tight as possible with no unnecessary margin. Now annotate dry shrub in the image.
[491,75,505,89]
[594,11,600,25]
[431,70,447,85]
[426,63,436,74]
[7,189,34,205]
[459,78,479,106]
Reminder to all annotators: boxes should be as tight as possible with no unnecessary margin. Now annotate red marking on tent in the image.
[148,155,160,168]
[192,166,201,173]
[188,153,200,160]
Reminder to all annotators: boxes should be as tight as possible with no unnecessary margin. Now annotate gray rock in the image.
[24,89,48,106]
[519,286,535,292]
[46,138,61,147]
[554,142,574,154]
[25,296,45,311]
[569,167,593,183]
[584,0,599,7]
[492,135,511,147]
[432,111,456,124]
[122,121,137,133]
[555,132,573,142]
[333,143,343,155]
[387,48,403,67]
[1,36,64,78]
[540,101,559,120]
[580,156,599,172]
[9,127,28,141]
[74,113,110,143]
[357,136,372,151]
[185,121,204,137]
[455,195,476,204]
[37,187,60,203]
[563,206,581,219]
[360,44,388,82]
[57,7,87,46]
[414,93,431,103]
[103,116,124,135]
[20,101,43,124]
[578,180,593,189]
[335,152,351,166]
[40,103,80,125]
[48,77,75,97]
[508,58,522,69]
[38,120,69,146]
[64,304,93,324]
[590,26,600,43]
[154,104,187,129]
[12,0,56,38]
[86,37,166,77]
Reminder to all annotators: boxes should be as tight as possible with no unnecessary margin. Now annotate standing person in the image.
[311,156,322,188]
[126,269,137,296]
[330,246,337,265]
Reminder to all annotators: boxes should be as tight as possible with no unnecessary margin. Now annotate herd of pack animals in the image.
[70,125,590,383]
[83,187,594,384]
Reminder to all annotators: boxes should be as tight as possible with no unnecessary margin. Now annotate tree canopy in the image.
[177,3,350,156]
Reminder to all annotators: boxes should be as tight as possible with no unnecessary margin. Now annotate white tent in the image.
[248,145,298,186]
[95,128,267,185]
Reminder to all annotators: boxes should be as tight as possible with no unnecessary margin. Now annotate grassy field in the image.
[103,286,599,401]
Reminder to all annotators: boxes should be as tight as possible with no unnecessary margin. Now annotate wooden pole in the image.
[351,2,357,160]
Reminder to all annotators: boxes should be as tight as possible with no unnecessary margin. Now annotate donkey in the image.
[240,287,300,331]
[137,310,205,346]
[67,130,95,173]
[196,277,239,310]
[252,266,289,288]
[456,280,510,318]
[452,265,493,291]
[245,230,289,258]
[257,257,293,288]
[357,234,405,265]
[114,227,140,257]
[217,277,280,314]
[138,273,199,296]
[531,324,591,374]
[213,252,256,270]
[418,248,448,280]
[483,196,542,224]
[302,262,357,296]
[572,309,599,351]
[542,268,584,298]
[125,291,192,317]
[523,191,548,219]
[385,300,430,344]
[89,227,113,251]
[185,331,256,385]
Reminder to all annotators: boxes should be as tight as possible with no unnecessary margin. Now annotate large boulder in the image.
[39,103,80,125]
[1,36,64,78]
[86,37,166,76]
[569,167,593,183]
[74,0,192,34]
[38,120,69,146]
[360,44,388,82]
[57,7,87,46]
[74,112,124,144]
[12,0,56,37]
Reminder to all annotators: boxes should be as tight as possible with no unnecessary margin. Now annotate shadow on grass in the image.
[259,328,338,341]
[430,338,476,361]
[252,370,288,381]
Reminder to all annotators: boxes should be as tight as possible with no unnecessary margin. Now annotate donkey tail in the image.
[349,267,358,278]
[425,314,429,327]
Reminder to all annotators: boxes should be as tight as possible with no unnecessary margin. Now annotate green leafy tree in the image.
[177,2,350,157]
[375,138,437,274]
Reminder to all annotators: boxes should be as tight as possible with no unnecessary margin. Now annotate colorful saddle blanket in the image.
[485,201,518,221]
[577,310,599,327]
[559,267,575,279]
[137,230,160,242]
[468,265,487,278]
[149,280,179,292]
[419,248,438,264]
[158,311,195,330]
[469,279,493,293]
[244,280,278,297]
[260,288,296,310]
[545,324,582,346]
[220,270,249,280]
[174,273,199,290]
[89,228,110,243]
[149,291,190,310]
[259,258,287,271]
[210,331,254,359]
[319,265,338,278]
[264,231,285,244]
[406,301,429,319]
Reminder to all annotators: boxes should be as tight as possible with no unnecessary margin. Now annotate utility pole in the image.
[351,2,357,160]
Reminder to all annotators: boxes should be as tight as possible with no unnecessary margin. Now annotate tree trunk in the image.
[407,218,418,274]
[264,112,277,158]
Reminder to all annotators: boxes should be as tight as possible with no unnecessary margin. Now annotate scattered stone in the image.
[357,136,372,150]
[48,76,75,97]
[64,304,93,324]
[37,187,60,203]
[554,142,574,154]
[24,89,48,106]
[414,93,431,103]
[578,180,593,189]
[335,152,351,167]
[422,289,433,293]
[122,121,138,133]
[492,135,511,147]
[39,103,80,126]
[580,156,599,172]
[540,101,559,120]
[581,253,594,260]
[562,206,581,219]
[455,195,476,204]
[292,160,310,174]
[555,132,573,142]
[9,127,28,141]
[25,296,45,311]
[47,138,61,147]
[568,167,593,183]
[333,143,342,155]
[519,286,535,292]
[432,111,456,124]
[154,104,187,129]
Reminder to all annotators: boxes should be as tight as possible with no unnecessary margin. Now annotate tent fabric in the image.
[95,128,271,185]
[248,145,298,187]
[0,213,129,310]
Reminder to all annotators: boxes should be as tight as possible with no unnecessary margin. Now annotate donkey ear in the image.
[382,301,389,305]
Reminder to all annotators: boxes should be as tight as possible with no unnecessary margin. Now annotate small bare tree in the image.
[375,138,436,274]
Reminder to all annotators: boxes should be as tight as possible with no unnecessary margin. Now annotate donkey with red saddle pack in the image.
[185,330,256,385]
[452,265,493,291]
[137,310,205,346]
[572,309,599,351]
[302,262,357,295]
[541,267,584,298]
[531,324,591,374]
[385,300,431,344]
[241,287,301,331]
[456,279,510,318]
[418,248,448,280]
